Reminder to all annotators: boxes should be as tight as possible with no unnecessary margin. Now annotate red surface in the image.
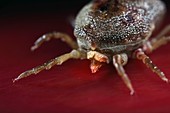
[1,5,170,113]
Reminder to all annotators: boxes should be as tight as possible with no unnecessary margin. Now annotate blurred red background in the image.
[1,0,170,113]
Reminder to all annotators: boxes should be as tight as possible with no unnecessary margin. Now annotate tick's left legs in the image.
[150,36,170,52]
[133,48,169,83]
[87,51,135,94]
[113,54,135,95]
[13,50,86,82]
[144,36,170,53]
[140,25,170,82]
[143,25,170,53]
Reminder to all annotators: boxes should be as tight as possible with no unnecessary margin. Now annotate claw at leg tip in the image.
[31,45,38,51]
[12,78,19,83]
[128,84,135,95]
[13,73,25,83]
[162,77,169,83]
[130,90,135,96]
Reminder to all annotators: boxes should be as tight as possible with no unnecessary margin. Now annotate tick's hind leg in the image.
[144,25,170,53]
[13,50,86,82]
[144,36,170,53]
[31,32,78,51]
[134,48,169,83]
[113,53,135,95]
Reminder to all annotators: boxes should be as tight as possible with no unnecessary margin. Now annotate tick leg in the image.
[134,48,169,83]
[144,36,170,53]
[13,50,85,82]
[113,54,135,95]
[31,32,78,51]
[143,25,170,53]
[154,25,170,41]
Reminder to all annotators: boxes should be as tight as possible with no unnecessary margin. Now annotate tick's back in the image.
[74,0,165,52]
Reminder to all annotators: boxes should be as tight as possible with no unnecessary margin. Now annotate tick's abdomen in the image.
[74,0,165,54]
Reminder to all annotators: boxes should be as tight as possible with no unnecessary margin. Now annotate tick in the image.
[14,0,170,95]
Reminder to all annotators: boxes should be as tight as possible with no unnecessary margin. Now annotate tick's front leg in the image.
[31,32,78,51]
[113,53,135,95]
[13,50,86,82]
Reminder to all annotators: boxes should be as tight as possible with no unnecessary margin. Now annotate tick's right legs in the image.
[13,32,81,82]
[31,32,78,51]
[13,50,86,82]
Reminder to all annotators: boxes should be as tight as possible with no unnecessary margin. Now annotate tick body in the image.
[14,0,170,95]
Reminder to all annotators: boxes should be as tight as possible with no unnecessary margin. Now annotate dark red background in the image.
[1,1,170,113]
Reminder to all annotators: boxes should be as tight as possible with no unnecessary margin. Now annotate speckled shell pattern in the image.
[74,0,165,54]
